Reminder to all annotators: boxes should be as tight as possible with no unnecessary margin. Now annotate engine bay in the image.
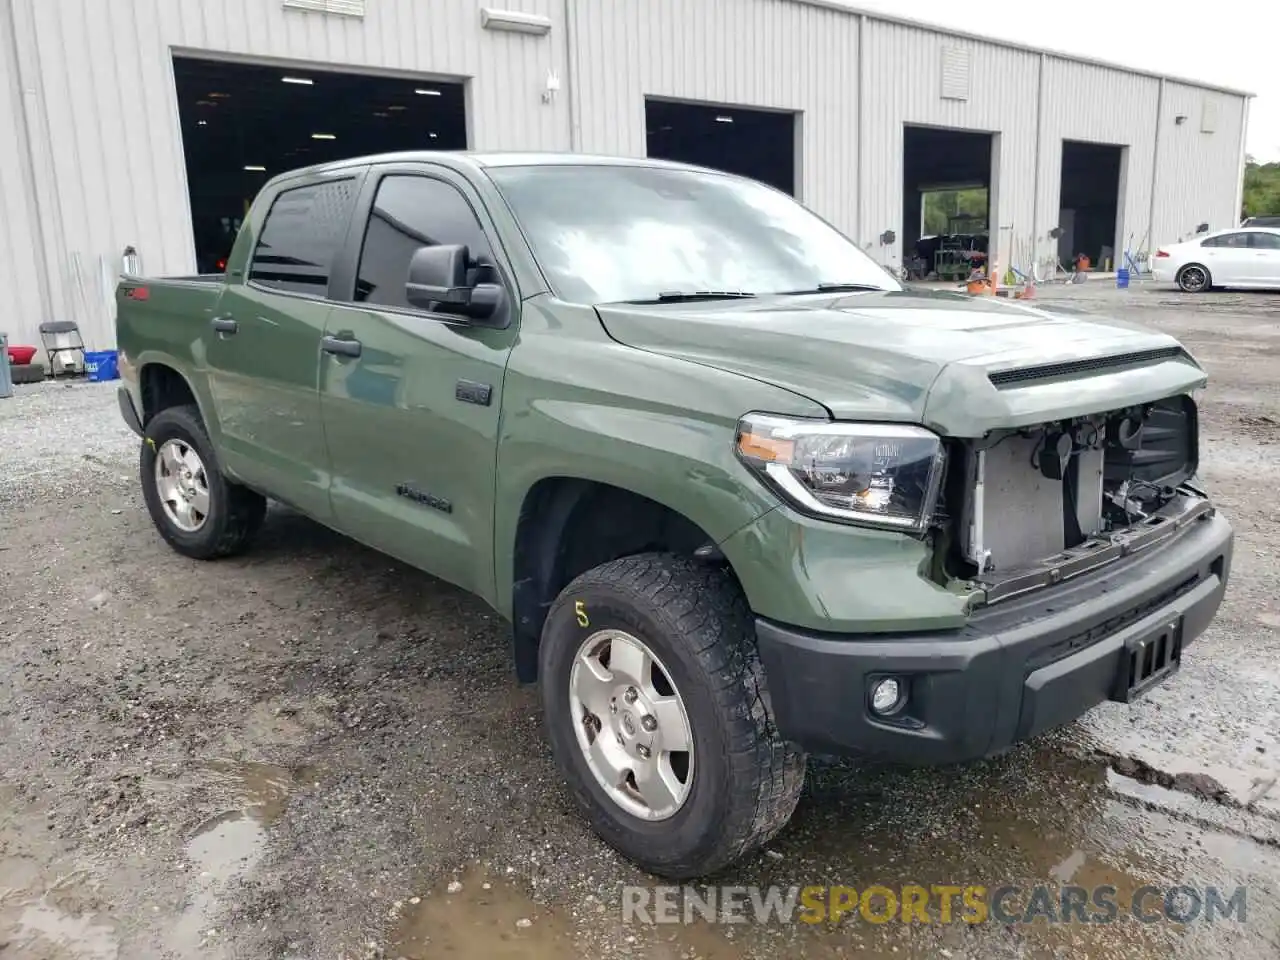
[950,395,1200,601]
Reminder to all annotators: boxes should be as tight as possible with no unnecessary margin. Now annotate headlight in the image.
[735,414,947,533]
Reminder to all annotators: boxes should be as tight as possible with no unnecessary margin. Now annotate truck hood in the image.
[595,289,1207,437]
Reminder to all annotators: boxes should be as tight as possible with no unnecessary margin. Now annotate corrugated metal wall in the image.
[568,0,859,235]
[2,0,569,350]
[1151,82,1247,245]
[1037,58,1160,267]
[0,0,1250,353]
[859,19,1040,273]
[0,0,47,354]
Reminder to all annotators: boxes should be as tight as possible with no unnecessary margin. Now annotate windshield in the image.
[486,164,900,304]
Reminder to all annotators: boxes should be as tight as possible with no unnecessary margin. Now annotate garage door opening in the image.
[902,125,994,281]
[173,57,467,272]
[1058,140,1124,272]
[645,99,796,195]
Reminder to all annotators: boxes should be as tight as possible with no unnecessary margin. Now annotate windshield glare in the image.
[487,164,900,304]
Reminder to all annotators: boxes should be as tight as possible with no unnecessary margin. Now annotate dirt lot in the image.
[1,282,1278,960]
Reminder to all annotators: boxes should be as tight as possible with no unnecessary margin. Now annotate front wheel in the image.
[539,553,806,879]
[140,404,266,560]
[1177,263,1211,293]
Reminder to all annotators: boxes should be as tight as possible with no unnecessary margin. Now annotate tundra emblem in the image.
[395,483,452,514]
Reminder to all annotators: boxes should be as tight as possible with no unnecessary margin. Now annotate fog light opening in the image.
[870,677,906,716]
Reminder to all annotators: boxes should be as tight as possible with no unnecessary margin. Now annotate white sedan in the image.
[1152,226,1280,292]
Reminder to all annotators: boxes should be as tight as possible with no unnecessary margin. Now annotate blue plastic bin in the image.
[1115,268,1130,289]
[85,349,120,382]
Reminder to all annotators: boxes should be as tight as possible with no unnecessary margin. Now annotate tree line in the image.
[1243,157,1280,218]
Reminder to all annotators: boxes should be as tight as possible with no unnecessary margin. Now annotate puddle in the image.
[724,745,1183,955]
[6,898,119,960]
[790,746,1164,890]
[166,760,299,955]
[202,759,296,825]
[391,868,576,959]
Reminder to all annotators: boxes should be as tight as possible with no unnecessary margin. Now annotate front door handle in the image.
[321,335,362,358]
[211,316,238,334]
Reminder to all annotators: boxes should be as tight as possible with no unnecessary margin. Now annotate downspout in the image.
[1031,53,1044,273]
[1148,78,1164,244]
[1233,95,1250,224]
[3,0,55,319]
[856,13,866,243]
[562,0,580,151]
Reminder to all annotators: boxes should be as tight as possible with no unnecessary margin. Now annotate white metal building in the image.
[1,0,1251,352]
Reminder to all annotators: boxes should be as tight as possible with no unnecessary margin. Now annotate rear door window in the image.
[1248,232,1280,249]
[1201,233,1250,248]
[249,178,358,295]
[354,175,495,311]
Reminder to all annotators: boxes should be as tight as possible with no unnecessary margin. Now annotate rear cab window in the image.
[249,178,358,296]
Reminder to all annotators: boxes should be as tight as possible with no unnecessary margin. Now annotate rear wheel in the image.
[140,404,265,559]
[1177,263,1211,293]
[539,553,806,879]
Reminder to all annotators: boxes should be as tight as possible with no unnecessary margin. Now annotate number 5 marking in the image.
[575,600,589,628]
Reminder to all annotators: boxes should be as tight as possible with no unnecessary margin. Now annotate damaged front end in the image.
[944,394,1211,606]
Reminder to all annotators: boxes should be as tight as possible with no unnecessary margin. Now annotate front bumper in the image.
[754,506,1232,763]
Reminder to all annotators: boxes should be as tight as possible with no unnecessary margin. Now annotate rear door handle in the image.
[211,316,238,334]
[321,335,362,358]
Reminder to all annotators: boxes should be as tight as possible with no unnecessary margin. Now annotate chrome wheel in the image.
[1179,265,1208,292]
[569,629,694,821]
[154,438,210,532]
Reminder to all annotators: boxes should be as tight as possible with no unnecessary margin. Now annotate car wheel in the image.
[1176,263,1211,293]
[539,552,806,879]
[140,404,266,560]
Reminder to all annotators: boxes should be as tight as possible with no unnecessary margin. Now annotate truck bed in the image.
[115,275,227,386]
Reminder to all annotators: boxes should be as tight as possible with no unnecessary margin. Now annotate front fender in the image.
[492,300,824,620]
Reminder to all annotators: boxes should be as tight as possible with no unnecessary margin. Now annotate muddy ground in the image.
[1,281,1278,960]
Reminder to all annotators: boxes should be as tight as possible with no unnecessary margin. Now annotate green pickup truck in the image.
[115,152,1232,878]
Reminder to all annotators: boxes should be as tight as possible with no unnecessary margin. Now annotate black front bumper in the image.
[755,507,1232,763]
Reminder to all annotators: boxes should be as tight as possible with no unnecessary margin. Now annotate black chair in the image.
[39,321,86,378]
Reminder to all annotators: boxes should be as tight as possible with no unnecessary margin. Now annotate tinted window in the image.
[487,164,898,304]
[249,179,357,295]
[354,176,494,310]
[1202,232,1250,248]
[1249,231,1280,250]
[488,161,901,304]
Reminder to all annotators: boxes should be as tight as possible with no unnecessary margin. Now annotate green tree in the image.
[922,188,989,234]
[1242,156,1280,217]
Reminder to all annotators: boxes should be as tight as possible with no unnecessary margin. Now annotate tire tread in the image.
[559,552,806,877]
[141,404,265,560]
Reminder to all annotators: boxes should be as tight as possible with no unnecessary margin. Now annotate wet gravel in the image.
[1,284,1278,960]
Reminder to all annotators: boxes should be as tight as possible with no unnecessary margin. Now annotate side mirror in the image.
[405,244,505,321]
[407,244,471,309]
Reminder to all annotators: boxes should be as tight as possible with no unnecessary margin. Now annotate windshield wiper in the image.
[779,282,886,295]
[624,290,757,304]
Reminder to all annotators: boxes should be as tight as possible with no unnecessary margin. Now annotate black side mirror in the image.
[407,244,471,309]
[405,244,505,321]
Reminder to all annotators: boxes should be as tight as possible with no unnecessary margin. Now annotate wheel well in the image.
[139,364,196,425]
[510,479,726,682]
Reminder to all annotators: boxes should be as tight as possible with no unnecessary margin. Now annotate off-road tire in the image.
[539,552,806,879]
[140,404,266,560]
